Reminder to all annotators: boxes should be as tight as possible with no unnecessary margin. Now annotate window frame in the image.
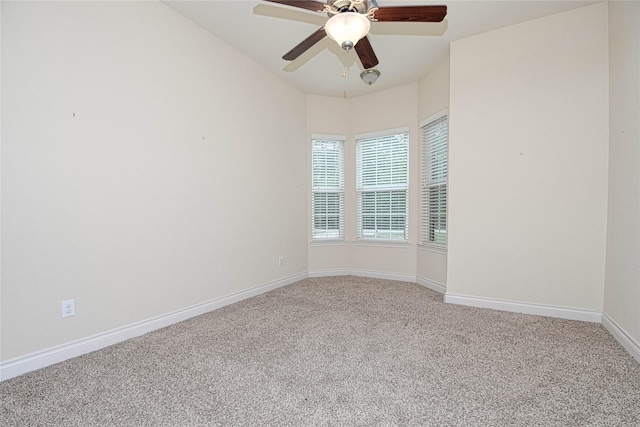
[420,111,448,253]
[355,126,410,244]
[311,134,346,243]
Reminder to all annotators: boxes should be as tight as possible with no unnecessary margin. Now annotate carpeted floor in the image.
[1,276,639,426]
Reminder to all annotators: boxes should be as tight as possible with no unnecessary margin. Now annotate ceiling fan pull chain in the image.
[343,66,349,98]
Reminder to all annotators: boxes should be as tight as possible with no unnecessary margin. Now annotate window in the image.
[421,113,448,249]
[311,136,345,240]
[356,127,409,241]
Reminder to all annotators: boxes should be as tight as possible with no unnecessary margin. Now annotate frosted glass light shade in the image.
[325,12,371,51]
[360,69,380,85]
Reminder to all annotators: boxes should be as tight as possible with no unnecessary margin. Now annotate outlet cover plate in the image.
[62,299,75,318]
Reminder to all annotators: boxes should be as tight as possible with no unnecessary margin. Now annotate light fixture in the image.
[324,12,371,52]
[360,69,380,85]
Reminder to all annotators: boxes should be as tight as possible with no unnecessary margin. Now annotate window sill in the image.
[354,239,410,248]
[418,243,447,255]
[310,240,347,247]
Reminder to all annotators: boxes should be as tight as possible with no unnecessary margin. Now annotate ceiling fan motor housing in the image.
[328,0,369,16]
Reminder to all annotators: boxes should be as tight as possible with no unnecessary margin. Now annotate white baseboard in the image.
[308,268,416,283]
[5,272,636,382]
[308,268,352,278]
[602,313,640,364]
[0,272,307,382]
[444,293,602,323]
[416,276,446,294]
[310,269,446,295]
[349,269,416,283]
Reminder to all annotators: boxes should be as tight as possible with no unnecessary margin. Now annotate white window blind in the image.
[311,137,345,240]
[356,129,409,241]
[421,114,448,248]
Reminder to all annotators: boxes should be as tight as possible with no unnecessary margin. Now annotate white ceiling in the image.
[163,0,595,98]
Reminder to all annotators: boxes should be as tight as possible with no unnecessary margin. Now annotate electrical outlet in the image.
[278,256,284,267]
[62,299,75,318]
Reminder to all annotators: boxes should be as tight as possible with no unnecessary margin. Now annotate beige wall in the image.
[306,60,451,284]
[1,1,308,361]
[307,84,419,279]
[604,1,640,352]
[349,84,419,277]
[447,3,609,311]
[306,95,351,274]
[418,57,450,121]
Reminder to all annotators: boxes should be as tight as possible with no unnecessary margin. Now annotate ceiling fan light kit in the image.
[325,12,370,52]
[360,69,380,85]
[265,0,447,85]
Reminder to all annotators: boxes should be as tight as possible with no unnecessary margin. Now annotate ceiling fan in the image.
[263,0,447,71]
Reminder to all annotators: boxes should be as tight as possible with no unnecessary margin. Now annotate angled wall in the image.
[446,3,609,319]
[307,84,419,281]
[603,0,640,362]
[417,57,450,290]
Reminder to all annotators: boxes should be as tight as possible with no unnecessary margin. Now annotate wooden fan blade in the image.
[354,36,379,69]
[263,0,326,13]
[283,27,327,61]
[372,5,447,22]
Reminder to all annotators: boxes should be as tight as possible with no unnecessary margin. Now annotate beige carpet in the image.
[1,276,639,426]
